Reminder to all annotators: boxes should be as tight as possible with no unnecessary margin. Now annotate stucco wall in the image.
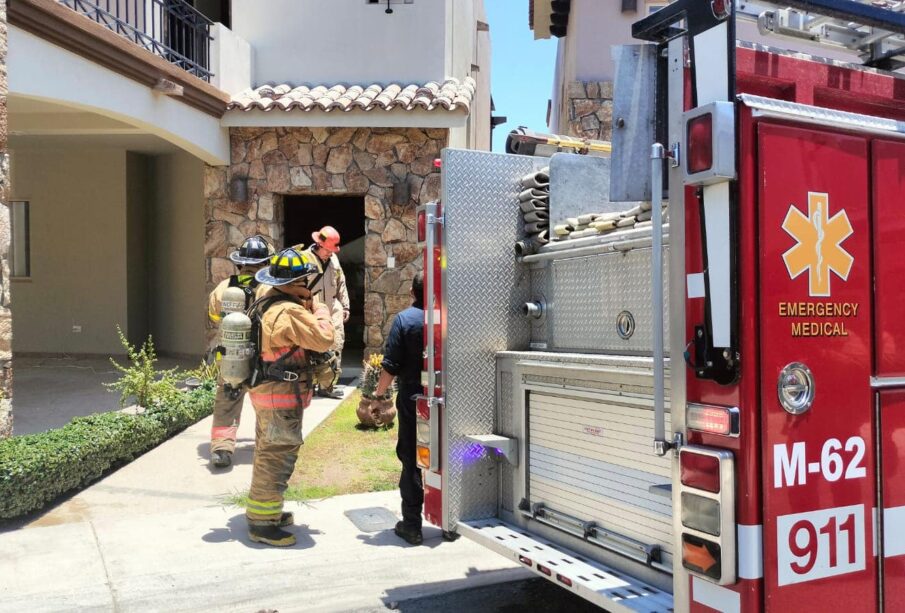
[10,149,130,354]
[126,152,149,347]
[149,152,206,357]
[204,126,446,356]
[0,0,10,438]
[231,0,446,86]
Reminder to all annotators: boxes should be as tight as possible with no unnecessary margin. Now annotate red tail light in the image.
[417,210,426,242]
[518,555,532,566]
[686,404,738,436]
[687,113,713,174]
[681,450,721,493]
[556,574,573,587]
[537,564,552,576]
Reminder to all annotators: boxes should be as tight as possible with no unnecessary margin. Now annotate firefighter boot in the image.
[249,523,296,547]
[211,450,232,468]
[394,521,423,545]
[279,511,294,527]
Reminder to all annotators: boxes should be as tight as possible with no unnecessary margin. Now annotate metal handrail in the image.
[58,0,214,81]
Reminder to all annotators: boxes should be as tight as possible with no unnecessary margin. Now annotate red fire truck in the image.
[415,1,905,610]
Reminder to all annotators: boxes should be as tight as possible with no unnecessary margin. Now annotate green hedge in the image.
[0,384,215,520]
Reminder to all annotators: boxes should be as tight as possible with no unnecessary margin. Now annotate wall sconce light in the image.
[385,0,393,14]
[229,176,248,203]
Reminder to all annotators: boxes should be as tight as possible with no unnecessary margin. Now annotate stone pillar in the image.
[205,126,446,358]
[0,0,11,439]
[564,80,615,142]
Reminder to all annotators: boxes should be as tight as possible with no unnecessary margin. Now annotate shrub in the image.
[0,385,215,520]
[105,327,181,409]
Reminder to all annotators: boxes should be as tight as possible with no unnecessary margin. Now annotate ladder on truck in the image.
[735,0,905,68]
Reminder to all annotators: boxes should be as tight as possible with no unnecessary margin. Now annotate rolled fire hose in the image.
[518,188,548,203]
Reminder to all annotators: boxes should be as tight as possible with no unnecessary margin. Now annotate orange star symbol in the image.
[781,192,854,297]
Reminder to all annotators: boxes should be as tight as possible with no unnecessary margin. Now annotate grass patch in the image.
[290,390,398,499]
[220,390,398,508]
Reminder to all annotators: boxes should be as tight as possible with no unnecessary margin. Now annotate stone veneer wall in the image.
[203,126,446,357]
[563,80,615,142]
[0,0,11,439]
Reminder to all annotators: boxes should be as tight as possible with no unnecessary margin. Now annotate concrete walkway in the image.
[0,390,528,612]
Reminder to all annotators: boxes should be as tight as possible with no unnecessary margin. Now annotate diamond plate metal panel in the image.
[528,264,549,348]
[548,247,670,354]
[441,149,545,528]
[499,370,515,512]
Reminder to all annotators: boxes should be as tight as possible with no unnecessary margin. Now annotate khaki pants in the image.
[210,379,245,454]
[330,311,345,385]
[246,407,303,523]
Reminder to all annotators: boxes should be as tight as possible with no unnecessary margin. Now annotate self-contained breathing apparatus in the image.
[218,285,256,399]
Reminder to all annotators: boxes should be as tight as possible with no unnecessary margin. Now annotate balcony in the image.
[58,0,214,81]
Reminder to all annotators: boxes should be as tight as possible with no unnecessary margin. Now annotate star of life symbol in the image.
[781,192,854,297]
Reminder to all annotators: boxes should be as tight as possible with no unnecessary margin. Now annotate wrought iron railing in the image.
[58,0,214,81]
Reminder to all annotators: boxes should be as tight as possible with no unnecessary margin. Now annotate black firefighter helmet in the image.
[229,235,273,266]
[255,248,321,287]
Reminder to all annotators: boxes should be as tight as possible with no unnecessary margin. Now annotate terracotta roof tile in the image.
[228,77,476,113]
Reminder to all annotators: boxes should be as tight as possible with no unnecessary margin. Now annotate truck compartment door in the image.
[871,138,905,612]
[758,123,875,611]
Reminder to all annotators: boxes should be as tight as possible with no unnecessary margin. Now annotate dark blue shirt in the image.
[382,303,424,397]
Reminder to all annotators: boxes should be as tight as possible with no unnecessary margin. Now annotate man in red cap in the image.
[304,226,350,399]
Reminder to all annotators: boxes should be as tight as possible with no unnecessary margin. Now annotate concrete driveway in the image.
[0,390,528,612]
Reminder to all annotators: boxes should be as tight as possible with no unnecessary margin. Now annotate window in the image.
[10,201,30,278]
[647,1,669,14]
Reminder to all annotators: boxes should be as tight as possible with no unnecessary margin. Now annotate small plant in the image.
[359,353,392,400]
[105,327,180,409]
[185,359,219,387]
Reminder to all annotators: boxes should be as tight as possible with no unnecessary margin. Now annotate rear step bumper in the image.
[458,519,674,613]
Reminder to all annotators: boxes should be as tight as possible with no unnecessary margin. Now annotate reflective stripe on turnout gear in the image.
[211,425,238,440]
[246,499,283,516]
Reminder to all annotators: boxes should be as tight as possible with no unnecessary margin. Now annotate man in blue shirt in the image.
[374,272,425,545]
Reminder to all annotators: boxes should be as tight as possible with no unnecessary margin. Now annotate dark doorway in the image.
[283,195,367,360]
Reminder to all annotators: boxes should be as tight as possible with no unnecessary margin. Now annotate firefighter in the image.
[245,247,334,547]
[303,226,350,399]
[207,235,273,468]
[372,271,425,545]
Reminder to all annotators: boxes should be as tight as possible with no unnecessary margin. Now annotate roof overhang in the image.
[222,107,467,129]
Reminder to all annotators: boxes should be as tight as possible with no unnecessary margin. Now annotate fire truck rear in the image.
[415,1,905,610]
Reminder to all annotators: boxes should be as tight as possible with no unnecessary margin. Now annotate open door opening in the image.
[283,195,366,381]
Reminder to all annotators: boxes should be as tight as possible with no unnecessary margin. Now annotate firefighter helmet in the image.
[254,248,320,287]
[229,235,274,266]
[311,226,341,254]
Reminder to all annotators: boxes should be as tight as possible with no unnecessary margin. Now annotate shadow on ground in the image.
[386,576,603,612]
[202,513,321,550]
[357,525,446,550]
[196,439,256,473]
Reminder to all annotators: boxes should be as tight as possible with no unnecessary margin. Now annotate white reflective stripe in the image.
[424,470,441,489]
[738,524,763,579]
[703,181,732,348]
[885,506,905,558]
[687,272,706,299]
[693,22,729,105]
[692,576,740,613]
[873,506,879,557]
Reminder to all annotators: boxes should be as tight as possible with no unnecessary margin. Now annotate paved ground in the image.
[11,355,198,436]
[0,384,529,612]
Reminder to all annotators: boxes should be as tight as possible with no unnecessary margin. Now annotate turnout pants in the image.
[246,406,303,524]
[210,379,245,454]
[396,390,423,528]
[329,310,345,387]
